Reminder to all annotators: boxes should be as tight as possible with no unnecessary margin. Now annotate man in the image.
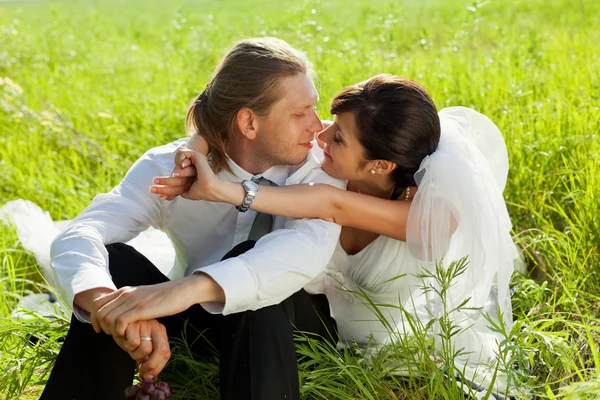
[41,37,343,400]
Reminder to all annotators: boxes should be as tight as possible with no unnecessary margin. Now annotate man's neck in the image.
[225,141,272,175]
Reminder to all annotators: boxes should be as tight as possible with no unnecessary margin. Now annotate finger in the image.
[130,321,153,361]
[172,165,196,178]
[123,322,141,353]
[150,184,191,196]
[114,336,128,354]
[97,295,135,337]
[140,323,171,380]
[97,302,120,336]
[152,176,192,187]
[96,299,123,335]
[174,148,196,169]
[176,147,208,166]
[106,302,138,337]
[90,313,102,334]
[94,288,125,313]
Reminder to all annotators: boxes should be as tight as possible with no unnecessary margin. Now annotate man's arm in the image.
[89,146,343,333]
[196,150,344,315]
[51,149,167,321]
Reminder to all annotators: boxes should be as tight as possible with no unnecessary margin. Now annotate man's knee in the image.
[106,243,165,288]
[221,240,256,261]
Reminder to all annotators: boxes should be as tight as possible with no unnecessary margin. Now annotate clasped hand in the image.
[151,148,222,201]
[94,279,197,338]
[111,318,171,380]
[91,278,200,378]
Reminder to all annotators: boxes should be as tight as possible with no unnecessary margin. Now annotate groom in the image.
[41,37,343,400]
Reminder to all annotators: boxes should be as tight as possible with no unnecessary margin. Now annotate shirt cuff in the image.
[193,258,256,315]
[64,268,117,322]
[73,304,92,323]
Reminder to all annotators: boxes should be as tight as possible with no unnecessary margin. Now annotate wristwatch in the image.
[237,180,259,212]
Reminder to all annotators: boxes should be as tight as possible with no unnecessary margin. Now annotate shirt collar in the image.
[218,156,290,187]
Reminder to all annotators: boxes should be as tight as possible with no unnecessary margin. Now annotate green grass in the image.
[0,0,599,398]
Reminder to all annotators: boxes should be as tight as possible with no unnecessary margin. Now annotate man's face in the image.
[253,73,323,167]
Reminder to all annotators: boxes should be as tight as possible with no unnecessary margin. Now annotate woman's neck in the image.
[349,178,395,199]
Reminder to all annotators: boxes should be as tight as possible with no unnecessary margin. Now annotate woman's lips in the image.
[323,149,332,159]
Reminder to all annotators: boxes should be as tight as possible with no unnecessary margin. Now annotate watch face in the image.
[242,180,259,193]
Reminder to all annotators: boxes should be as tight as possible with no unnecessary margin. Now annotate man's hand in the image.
[94,274,223,337]
[73,287,115,333]
[113,319,171,380]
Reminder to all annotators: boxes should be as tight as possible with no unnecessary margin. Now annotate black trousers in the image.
[40,241,337,400]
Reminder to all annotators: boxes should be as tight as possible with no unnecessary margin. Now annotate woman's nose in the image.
[317,123,334,143]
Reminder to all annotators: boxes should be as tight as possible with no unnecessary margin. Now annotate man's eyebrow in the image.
[293,103,318,110]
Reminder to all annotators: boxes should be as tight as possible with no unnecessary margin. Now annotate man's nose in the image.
[308,109,323,133]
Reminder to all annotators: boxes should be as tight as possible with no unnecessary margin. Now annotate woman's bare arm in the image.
[157,136,412,241]
[216,181,412,242]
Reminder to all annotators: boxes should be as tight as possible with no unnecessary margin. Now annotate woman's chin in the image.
[320,161,343,180]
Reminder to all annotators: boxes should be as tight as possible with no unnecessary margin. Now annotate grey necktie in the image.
[247,176,277,241]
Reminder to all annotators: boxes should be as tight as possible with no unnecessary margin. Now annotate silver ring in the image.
[140,336,152,341]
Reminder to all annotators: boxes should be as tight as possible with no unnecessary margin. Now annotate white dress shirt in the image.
[50,138,344,319]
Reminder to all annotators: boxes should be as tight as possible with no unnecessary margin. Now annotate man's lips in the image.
[299,142,313,149]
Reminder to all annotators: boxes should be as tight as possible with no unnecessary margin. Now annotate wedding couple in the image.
[41,37,518,400]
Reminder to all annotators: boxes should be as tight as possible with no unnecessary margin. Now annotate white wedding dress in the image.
[306,231,512,395]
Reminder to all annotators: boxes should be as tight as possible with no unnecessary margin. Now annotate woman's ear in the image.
[236,108,258,140]
[373,159,397,175]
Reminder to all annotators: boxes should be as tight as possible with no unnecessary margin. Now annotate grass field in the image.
[1,0,599,398]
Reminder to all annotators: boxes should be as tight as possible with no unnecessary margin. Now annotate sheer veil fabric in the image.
[406,106,519,367]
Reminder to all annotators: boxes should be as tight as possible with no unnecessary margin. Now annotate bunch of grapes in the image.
[124,380,174,400]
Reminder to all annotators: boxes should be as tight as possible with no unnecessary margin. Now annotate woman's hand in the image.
[151,134,211,201]
[151,148,225,202]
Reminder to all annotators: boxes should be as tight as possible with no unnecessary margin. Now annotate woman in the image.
[152,74,519,393]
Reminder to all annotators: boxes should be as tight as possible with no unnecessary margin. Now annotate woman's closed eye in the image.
[333,131,343,144]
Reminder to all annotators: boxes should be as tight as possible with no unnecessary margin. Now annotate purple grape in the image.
[150,389,167,400]
[136,393,151,400]
[124,384,140,400]
[140,380,156,394]
[155,382,173,397]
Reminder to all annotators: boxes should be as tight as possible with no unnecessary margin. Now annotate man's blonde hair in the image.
[186,37,313,173]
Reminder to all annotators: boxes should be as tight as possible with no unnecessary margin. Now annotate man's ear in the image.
[236,107,258,140]
[373,159,397,175]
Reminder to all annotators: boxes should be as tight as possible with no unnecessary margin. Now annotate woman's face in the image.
[318,111,372,181]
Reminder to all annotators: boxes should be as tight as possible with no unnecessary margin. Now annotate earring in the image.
[370,169,375,175]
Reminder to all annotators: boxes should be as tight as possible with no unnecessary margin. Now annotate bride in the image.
[152,74,519,394]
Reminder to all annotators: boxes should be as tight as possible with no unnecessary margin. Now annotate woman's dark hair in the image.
[330,74,440,197]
